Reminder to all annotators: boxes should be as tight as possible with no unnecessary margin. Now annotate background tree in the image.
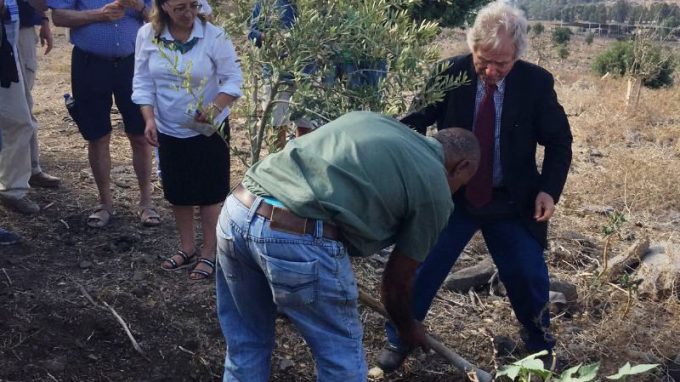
[532,21,544,35]
[219,0,464,164]
[529,22,550,66]
[552,26,573,45]
[585,31,594,45]
[592,30,676,111]
[407,0,491,27]
[551,26,572,64]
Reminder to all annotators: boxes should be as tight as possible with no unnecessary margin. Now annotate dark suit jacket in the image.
[401,54,573,248]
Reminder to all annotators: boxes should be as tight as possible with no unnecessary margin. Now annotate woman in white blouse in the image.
[132,0,242,281]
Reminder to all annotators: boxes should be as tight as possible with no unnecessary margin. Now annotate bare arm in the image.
[51,2,123,28]
[381,248,429,351]
[140,105,158,147]
[39,16,53,54]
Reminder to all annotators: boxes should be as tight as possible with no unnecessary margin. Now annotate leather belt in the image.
[232,184,340,241]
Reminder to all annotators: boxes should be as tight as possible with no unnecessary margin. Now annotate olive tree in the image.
[217,0,464,164]
[592,29,676,111]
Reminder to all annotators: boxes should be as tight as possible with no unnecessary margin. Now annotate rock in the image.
[581,204,615,215]
[109,234,140,253]
[589,148,604,157]
[635,242,680,299]
[550,280,578,303]
[79,260,93,269]
[278,358,295,372]
[558,230,591,242]
[132,286,149,298]
[443,258,496,292]
[603,238,650,282]
[494,335,520,357]
[138,254,155,265]
[44,355,68,372]
[548,280,578,314]
[368,366,384,379]
[131,271,145,281]
[562,325,581,335]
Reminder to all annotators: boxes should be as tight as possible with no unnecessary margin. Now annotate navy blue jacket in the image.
[401,54,573,248]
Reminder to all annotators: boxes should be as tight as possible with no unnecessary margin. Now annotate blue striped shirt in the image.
[4,0,19,21]
[47,0,150,58]
[474,78,506,187]
[4,0,20,46]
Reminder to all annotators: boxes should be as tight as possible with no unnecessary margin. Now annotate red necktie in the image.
[466,83,497,208]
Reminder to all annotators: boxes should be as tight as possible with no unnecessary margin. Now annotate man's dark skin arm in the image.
[381,248,429,350]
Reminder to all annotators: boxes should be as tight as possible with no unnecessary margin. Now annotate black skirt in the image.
[157,124,229,206]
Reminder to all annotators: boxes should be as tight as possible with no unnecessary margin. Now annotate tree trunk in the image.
[625,77,642,112]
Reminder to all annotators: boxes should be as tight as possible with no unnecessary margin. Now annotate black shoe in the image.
[29,172,61,188]
[0,228,20,245]
[376,344,411,372]
[494,335,522,358]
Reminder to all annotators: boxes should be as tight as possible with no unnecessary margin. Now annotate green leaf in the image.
[496,365,521,380]
[606,362,659,379]
[555,364,582,380]
[627,364,659,375]
[520,359,546,371]
[576,362,600,381]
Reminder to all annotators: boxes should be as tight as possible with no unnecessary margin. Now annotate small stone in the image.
[550,280,578,312]
[581,204,615,215]
[589,149,603,157]
[131,271,145,281]
[131,287,147,298]
[79,260,93,269]
[563,325,581,335]
[278,358,294,371]
[44,356,68,372]
[368,366,384,379]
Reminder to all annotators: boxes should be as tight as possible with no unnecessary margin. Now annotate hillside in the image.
[517,0,680,25]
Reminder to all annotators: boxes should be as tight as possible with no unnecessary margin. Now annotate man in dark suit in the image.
[378,0,572,371]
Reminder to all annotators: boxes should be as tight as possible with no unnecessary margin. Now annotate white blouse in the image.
[132,19,242,138]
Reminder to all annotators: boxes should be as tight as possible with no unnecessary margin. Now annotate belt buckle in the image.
[269,206,307,235]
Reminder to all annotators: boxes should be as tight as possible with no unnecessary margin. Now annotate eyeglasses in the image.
[170,2,202,14]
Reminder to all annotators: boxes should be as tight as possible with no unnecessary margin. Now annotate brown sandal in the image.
[161,250,196,271]
[138,205,161,227]
[87,205,114,228]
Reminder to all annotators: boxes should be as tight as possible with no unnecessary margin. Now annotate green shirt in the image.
[243,111,454,262]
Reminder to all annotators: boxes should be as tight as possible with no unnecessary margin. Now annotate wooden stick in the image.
[100,300,148,359]
[1,268,12,286]
[75,282,149,360]
[358,289,493,382]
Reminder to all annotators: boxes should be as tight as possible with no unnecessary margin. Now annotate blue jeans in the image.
[216,194,367,382]
[385,206,554,353]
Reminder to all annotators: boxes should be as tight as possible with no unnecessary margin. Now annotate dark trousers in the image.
[385,205,554,352]
[70,47,144,141]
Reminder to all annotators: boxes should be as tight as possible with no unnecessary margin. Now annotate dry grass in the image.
[1,26,678,381]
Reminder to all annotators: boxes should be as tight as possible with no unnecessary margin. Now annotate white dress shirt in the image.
[132,19,242,138]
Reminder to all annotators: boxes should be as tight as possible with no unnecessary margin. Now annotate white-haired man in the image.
[379,0,572,371]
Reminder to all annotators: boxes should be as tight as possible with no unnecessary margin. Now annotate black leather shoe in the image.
[376,344,411,372]
[29,172,61,188]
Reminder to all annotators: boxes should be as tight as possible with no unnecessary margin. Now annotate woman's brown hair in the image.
[149,0,207,36]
